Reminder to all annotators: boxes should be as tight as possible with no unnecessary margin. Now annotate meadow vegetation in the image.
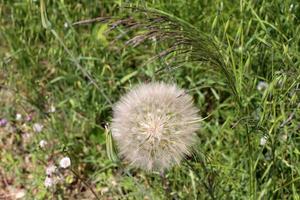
[0,0,299,199]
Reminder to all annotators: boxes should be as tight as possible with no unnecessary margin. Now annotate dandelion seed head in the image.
[112,82,200,171]
[59,157,71,168]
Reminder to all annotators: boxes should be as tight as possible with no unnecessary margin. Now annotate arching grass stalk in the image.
[73,6,241,106]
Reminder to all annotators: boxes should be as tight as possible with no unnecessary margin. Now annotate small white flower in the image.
[111,179,117,187]
[33,123,43,133]
[16,113,22,121]
[151,36,157,42]
[15,189,26,199]
[39,140,48,148]
[260,136,267,146]
[281,134,288,141]
[22,132,31,140]
[101,187,109,194]
[257,81,268,92]
[48,105,56,113]
[64,22,69,28]
[46,165,57,176]
[44,177,54,188]
[59,157,71,168]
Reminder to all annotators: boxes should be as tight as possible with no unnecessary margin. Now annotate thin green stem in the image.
[40,0,112,106]
[186,161,216,200]
[71,169,100,200]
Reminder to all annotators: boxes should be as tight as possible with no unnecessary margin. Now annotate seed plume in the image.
[112,82,200,171]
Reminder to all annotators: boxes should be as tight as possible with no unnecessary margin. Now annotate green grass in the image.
[1,0,300,199]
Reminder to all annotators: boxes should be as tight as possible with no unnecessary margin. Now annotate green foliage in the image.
[0,0,299,199]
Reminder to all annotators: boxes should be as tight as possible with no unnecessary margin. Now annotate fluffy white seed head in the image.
[112,82,200,171]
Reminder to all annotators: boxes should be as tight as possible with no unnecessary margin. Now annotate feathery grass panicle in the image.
[111,82,200,171]
[73,6,239,103]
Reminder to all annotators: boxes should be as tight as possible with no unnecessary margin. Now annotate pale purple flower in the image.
[44,177,54,188]
[22,132,31,140]
[33,123,43,133]
[112,82,200,171]
[46,165,57,176]
[0,118,8,127]
[26,114,33,122]
[59,157,71,168]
